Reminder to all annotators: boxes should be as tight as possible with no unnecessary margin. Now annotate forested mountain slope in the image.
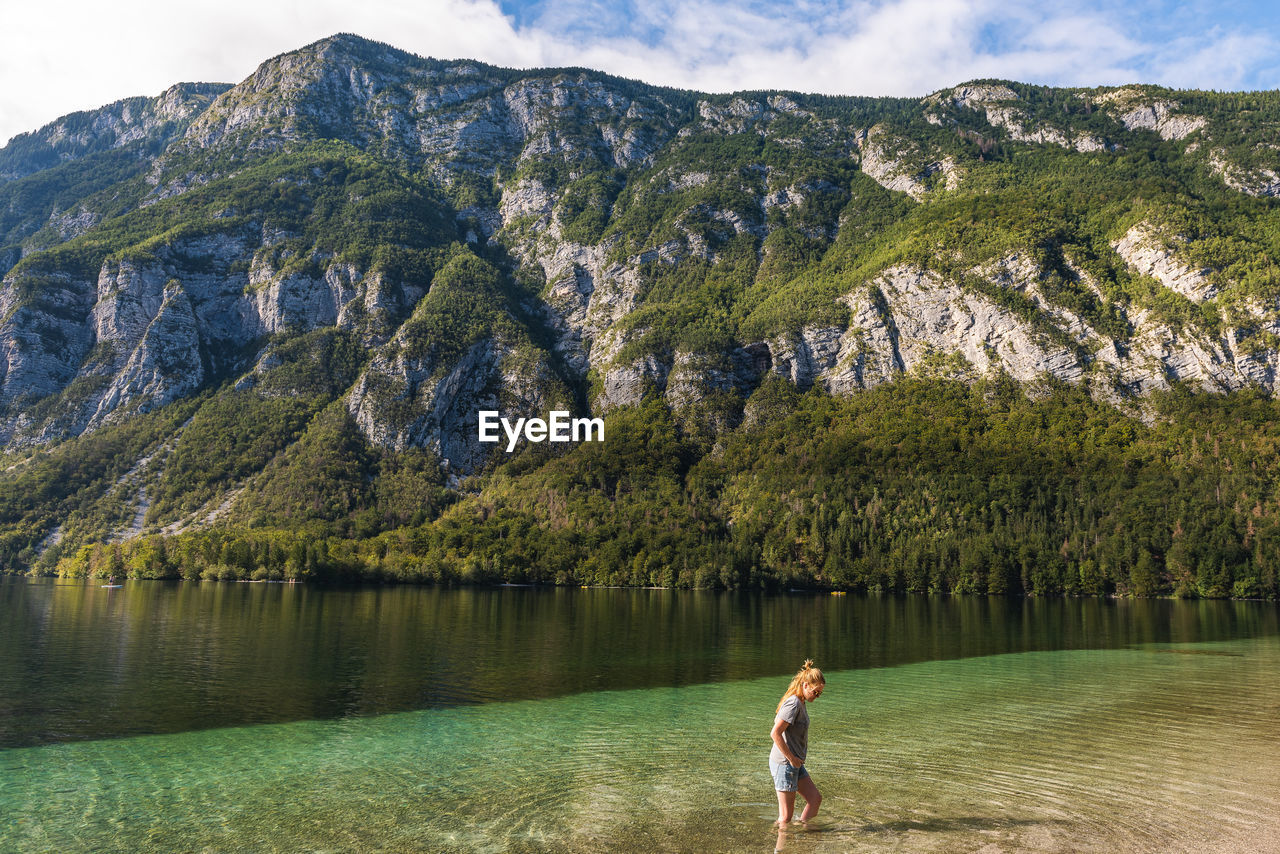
[3,33,1280,597]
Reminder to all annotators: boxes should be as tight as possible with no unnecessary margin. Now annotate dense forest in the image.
[25,374,1280,600]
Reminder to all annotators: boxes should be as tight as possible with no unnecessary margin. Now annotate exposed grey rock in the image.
[858,126,961,199]
[767,326,845,388]
[1209,149,1280,198]
[697,97,772,134]
[733,343,773,388]
[1071,135,1112,153]
[693,94,818,140]
[834,257,1280,398]
[456,206,502,242]
[522,235,646,378]
[982,105,1110,153]
[978,253,1094,343]
[50,208,101,242]
[500,178,556,226]
[10,36,1280,484]
[667,171,712,192]
[0,269,97,412]
[541,265,596,376]
[514,223,731,415]
[93,259,170,344]
[1120,105,1205,140]
[346,320,569,474]
[829,293,900,392]
[665,350,751,408]
[350,338,497,471]
[87,280,202,429]
[946,84,1018,109]
[174,35,678,200]
[1112,223,1217,302]
[682,203,767,241]
[600,355,670,410]
[844,266,1086,387]
[1095,88,1206,140]
[943,86,1113,153]
[1098,309,1230,394]
[0,82,229,182]
[0,217,428,445]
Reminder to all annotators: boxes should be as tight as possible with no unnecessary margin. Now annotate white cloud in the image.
[1148,31,1280,91]
[2,0,1277,145]
[0,0,535,144]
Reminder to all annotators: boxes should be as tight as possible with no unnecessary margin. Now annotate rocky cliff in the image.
[3,33,1280,544]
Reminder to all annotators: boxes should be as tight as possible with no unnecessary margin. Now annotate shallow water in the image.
[4,639,1280,852]
[3,580,1280,852]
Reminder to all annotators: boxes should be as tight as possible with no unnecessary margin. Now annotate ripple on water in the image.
[3,639,1280,852]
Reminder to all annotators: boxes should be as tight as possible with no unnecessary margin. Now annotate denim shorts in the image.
[770,760,808,792]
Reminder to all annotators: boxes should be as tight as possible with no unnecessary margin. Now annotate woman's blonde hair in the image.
[777,659,825,712]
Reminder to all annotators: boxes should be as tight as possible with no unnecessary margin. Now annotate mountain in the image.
[2,33,1280,598]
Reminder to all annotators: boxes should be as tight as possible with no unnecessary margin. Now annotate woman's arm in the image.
[771,717,801,767]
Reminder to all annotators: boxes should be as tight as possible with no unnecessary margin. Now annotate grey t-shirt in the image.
[769,695,809,765]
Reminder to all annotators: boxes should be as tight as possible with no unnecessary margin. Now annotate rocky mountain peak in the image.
[3,35,1280,483]
[0,82,230,182]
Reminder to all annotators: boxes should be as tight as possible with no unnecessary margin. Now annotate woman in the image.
[769,659,825,825]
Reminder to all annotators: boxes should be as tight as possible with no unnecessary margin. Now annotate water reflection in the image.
[1,577,1277,748]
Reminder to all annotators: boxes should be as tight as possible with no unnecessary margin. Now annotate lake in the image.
[2,578,1278,852]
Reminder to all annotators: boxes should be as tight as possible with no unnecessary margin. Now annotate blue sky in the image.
[496,0,1280,91]
[502,0,1274,57]
[3,0,1279,145]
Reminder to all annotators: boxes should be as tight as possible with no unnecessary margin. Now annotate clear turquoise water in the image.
[5,636,1279,852]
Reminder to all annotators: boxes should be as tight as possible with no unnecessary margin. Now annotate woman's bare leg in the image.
[776,789,796,824]
[797,775,822,821]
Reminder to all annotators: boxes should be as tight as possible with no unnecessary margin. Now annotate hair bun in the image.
[802,658,815,670]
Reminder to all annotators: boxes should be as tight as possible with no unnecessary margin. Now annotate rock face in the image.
[347,337,504,471]
[838,266,1084,388]
[1116,102,1205,141]
[87,277,203,429]
[1209,150,1280,198]
[3,35,1280,476]
[858,125,961,200]
[170,34,679,192]
[0,224,422,444]
[1112,224,1217,302]
[1094,88,1206,141]
[618,254,1280,405]
[941,85,1113,153]
[947,84,1018,109]
[0,83,230,182]
[0,269,97,407]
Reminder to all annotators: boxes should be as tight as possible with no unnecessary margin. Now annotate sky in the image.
[3,0,1279,145]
